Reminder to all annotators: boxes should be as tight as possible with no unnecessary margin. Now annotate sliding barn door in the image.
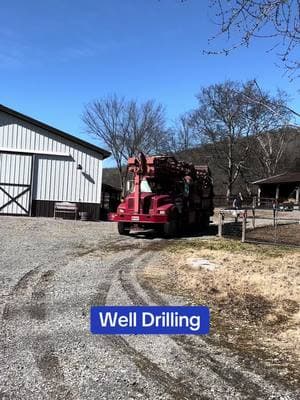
[0,153,32,215]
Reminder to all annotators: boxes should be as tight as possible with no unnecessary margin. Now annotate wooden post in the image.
[296,187,300,210]
[241,213,246,243]
[218,212,223,237]
[275,185,280,201]
[252,208,255,229]
[274,209,278,242]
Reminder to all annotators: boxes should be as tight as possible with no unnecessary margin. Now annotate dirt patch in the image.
[73,237,170,258]
[140,238,300,388]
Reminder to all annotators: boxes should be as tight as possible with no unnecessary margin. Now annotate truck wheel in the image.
[163,220,177,238]
[202,214,210,230]
[118,222,130,235]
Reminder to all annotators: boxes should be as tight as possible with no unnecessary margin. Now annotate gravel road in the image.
[0,217,298,400]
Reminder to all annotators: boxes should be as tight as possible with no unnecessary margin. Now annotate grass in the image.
[166,237,297,258]
[140,237,300,388]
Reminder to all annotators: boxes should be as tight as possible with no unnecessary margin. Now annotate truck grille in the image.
[128,198,134,210]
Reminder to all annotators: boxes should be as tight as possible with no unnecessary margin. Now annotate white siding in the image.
[0,111,103,204]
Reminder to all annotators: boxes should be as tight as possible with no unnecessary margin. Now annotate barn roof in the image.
[0,104,111,159]
[252,172,300,185]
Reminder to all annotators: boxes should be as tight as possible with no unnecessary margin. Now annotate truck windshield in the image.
[141,179,152,193]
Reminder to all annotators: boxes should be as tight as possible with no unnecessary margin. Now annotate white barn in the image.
[0,104,110,219]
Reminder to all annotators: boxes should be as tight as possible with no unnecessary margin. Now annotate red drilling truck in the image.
[110,153,214,236]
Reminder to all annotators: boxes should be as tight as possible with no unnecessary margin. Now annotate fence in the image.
[213,195,253,208]
[214,195,300,210]
[217,208,300,247]
[253,197,300,210]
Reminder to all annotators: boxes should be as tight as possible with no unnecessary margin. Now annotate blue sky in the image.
[1,0,299,166]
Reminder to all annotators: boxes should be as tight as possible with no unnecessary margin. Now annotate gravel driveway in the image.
[0,217,298,400]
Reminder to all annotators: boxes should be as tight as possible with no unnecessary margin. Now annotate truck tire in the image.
[163,220,177,238]
[118,222,131,235]
[202,214,210,230]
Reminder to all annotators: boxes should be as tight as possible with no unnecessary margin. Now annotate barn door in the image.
[0,153,33,215]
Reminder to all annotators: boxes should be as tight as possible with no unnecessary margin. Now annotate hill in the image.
[102,128,300,198]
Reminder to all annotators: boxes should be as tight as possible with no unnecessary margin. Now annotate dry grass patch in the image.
[141,238,300,387]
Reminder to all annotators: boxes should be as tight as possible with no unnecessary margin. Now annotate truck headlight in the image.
[119,208,125,213]
[158,210,166,215]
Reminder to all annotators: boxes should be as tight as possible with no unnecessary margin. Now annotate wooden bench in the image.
[54,202,78,220]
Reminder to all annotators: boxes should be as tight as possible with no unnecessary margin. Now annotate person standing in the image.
[232,193,243,222]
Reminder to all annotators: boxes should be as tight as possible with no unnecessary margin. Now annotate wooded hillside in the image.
[103,128,300,198]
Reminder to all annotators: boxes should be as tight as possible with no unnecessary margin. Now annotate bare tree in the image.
[206,0,300,77]
[256,129,290,176]
[237,81,294,177]
[82,95,128,189]
[190,80,291,200]
[172,114,196,151]
[124,100,169,157]
[82,95,168,189]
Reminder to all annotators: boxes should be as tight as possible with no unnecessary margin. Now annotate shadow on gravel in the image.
[129,224,219,240]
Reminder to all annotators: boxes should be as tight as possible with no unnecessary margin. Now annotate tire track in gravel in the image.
[129,254,297,400]
[92,250,209,400]
[29,269,75,399]
[28,270,65,381]
[2,266,41,320]
[109,334,208,400]
[91,254,138,306]
[118,262,238,400]
[29,270,55,320]
[27,238,128,399]
[1,264,74,399]
[1,236,134,399]
[1,235,128,320]
[33,339,74,400]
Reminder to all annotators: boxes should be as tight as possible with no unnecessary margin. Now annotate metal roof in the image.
[0,104,111,159]
[252,172,300,185]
